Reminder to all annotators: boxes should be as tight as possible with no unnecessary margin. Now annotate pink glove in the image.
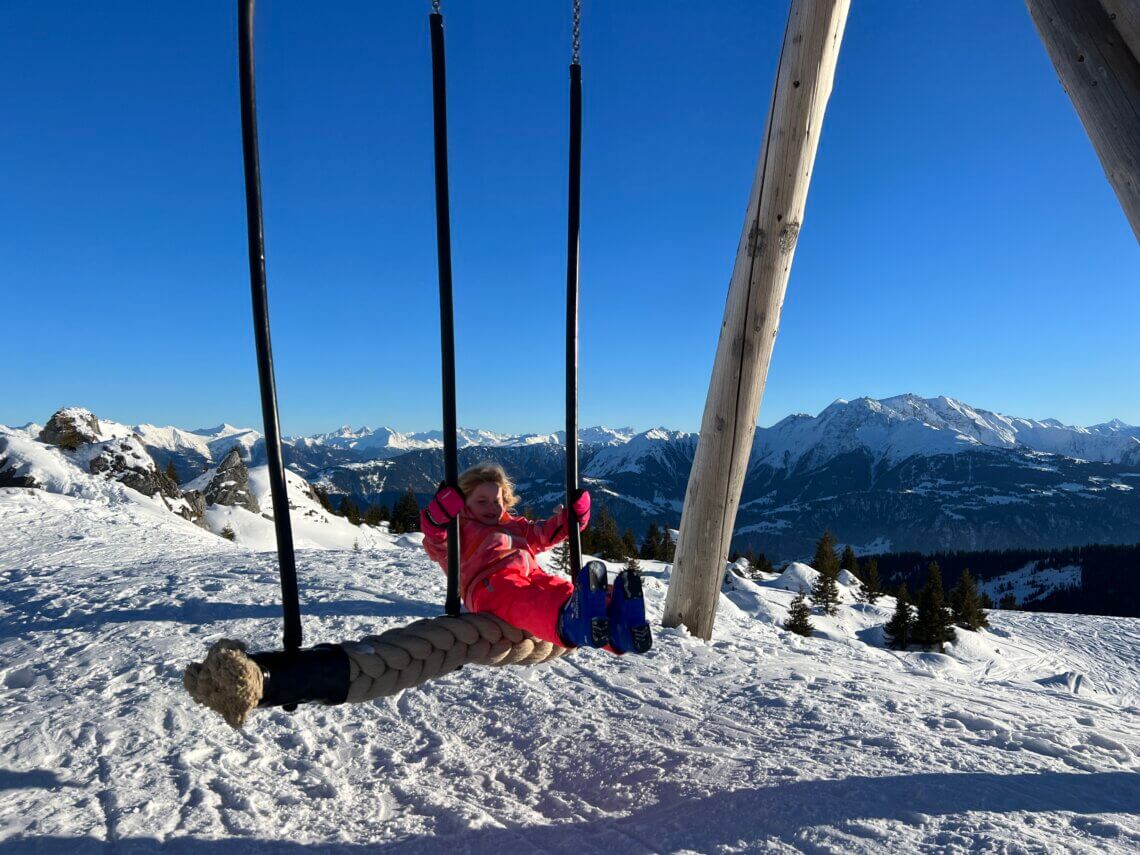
[569,489,590,532]
[420,484,465,536]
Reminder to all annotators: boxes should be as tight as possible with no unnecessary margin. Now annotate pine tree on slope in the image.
[641,522,662,561]
[840,544,860,579]
[551,541,571,576]
[812,530,841,578]
[338,496,361,526]
[784,588,814,637]
[811,565,841,617]
[950,568,989,632]
[861,558,883,604]
[622,528,639,559]
[884,584,913,650]
[915,562,957,649]
[392,488,420,534]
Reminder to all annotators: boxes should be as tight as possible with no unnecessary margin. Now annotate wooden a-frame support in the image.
[1026,0,1140,241]
[662,0,851,640]
[662,0,1139,641]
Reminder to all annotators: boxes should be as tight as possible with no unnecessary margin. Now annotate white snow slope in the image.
[1,488,1138,852]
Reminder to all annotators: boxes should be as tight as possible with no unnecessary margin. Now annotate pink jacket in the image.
[420,508,570,610]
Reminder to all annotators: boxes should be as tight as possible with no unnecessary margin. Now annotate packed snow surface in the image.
[2,484,1139,851]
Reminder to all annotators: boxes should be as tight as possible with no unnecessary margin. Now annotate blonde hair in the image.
[458,463,520,510]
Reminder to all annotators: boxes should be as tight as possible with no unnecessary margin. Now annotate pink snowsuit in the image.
[420,507,576,646]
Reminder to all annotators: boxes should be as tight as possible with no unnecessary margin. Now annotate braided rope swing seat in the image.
[183,612,570,729]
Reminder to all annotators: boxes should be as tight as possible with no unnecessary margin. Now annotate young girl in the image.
[419,463,651,654]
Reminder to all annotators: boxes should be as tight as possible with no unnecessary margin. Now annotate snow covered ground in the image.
[2,483,1139,852]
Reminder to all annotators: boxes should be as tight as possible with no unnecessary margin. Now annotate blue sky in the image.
[2,1,1136,437]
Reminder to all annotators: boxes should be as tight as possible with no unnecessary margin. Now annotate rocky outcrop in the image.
[39,408,102,451]
[88,435,177,500]
[203,449,260,514]
[0,437,39,488]
[183,489,208,522]
[83,434,203,524]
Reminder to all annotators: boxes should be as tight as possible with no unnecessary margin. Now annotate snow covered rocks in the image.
[200,449,260,514]
[37,407,102,451]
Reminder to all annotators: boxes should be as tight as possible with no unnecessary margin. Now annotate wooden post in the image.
[662,0,850,640]
[1099,0,1140,66]
[1026,0,1140,241]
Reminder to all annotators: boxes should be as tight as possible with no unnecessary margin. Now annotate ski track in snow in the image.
[1,487,1139,853]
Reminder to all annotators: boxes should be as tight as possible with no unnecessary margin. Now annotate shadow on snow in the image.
[5,770,1137,852]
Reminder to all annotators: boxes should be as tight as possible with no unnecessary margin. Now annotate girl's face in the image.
[466,481,505,524]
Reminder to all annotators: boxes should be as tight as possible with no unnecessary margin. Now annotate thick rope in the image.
[183,613,570,728]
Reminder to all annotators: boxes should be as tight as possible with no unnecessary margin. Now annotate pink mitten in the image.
[420,484,465,536]
[570,489,591,531]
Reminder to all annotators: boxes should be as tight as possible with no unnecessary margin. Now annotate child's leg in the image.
[469,566,574,646]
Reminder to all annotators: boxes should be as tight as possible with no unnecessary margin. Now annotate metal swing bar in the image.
[237,0,303,654]
[565,0,585,575]
[429,5,462,618]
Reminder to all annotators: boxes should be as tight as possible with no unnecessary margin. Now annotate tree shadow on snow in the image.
[0,768,81,793]
[6,770,1137,853]
[0,596,438,639]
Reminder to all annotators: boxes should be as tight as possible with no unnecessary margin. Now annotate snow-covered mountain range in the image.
[3,394,1139,562]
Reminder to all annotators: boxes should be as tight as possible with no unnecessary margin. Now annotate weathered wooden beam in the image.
[662,0,850,640]
[1099,0,1140,65]
[1027,0,1140,241]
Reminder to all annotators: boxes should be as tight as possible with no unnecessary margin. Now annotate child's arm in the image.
[419,484,464,565]
[525,490,591,554]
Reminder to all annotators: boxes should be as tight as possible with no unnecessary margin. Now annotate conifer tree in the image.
[950,569,989,631]
[783,588,814,637]
[164,461,179,485]
[624,552,642,575]
[641,522,662,560]
[578,523,594,555]
[861,558,883,604]
[363,503,384,527]
[747,552,775,579]
[915,562,957,649]
[840,544,859,579]
[999,593,1018,610]
[313,486,334,513]
[220,524,236,542]
[591,505,626,561]
[659,527,676,562]
[884,584,913,649]
[392,488,420,534]
[811,530,840,578]
[338,496,361,526]
[810,564,841,616]
[551,541,571,575]
[622,528,639,559]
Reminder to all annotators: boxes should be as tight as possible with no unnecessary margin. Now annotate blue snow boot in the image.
[608,569,653,654]
[558,560,610,648]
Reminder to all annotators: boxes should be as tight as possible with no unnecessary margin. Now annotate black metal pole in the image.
[430,11,461,617]
[238,0,303,652]
[565,62,583,575]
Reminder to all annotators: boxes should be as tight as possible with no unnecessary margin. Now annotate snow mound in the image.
[772,561,819,593]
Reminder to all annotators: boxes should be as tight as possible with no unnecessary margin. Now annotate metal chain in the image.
[572,0,581,65]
